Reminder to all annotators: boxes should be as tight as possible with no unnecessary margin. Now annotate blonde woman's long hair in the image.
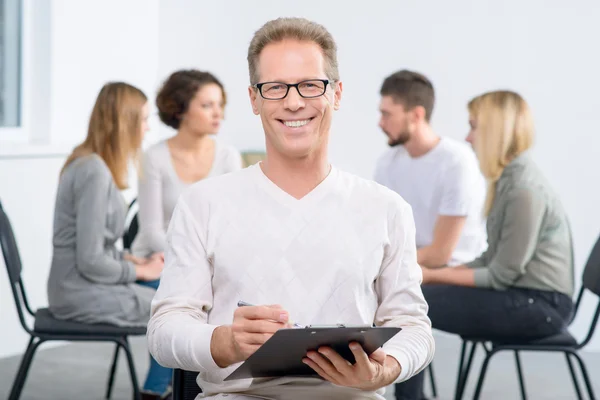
[61,82,147,189]
[468,90,534,216]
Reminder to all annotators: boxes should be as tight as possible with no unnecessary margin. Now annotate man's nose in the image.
[283,86,305,111]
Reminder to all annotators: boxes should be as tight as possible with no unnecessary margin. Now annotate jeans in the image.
[395,285,574,400]
[137,279,172,394]
[140,278,161,290]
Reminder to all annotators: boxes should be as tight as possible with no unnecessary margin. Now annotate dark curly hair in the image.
[156,70,226,129]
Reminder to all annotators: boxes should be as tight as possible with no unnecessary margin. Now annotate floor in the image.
[0,332,597,399]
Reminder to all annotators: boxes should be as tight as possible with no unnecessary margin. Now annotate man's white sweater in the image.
[147,164,434,399]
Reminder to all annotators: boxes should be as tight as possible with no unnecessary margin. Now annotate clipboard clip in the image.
[305,324,347,328]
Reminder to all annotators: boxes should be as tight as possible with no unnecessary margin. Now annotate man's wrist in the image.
[382,355,402,386]
[210,325,238,368]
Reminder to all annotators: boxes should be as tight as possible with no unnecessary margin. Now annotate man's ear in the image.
[333,81,343,110]
[411,105,426,123]
[248,86,260,115]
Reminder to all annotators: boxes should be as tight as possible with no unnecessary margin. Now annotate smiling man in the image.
[147,18,434,400]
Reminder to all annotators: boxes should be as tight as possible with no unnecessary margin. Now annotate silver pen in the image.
[237,300,304,328]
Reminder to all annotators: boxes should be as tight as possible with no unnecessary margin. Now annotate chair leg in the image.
[105,343,121,399]
[454,341,477,400]
[119,338,141,400]
[453,340,467,400]
[427,362,438,398]
[472,348,497,400]
[513,351,527,400]
[565,352,583,400]
[8,337,44,400]
[570,351,597,400]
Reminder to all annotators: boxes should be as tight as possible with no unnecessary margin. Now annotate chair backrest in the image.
[241,151,266,168]
[122,198,138,251]
[0,200,34,333]
[0,200,23,284]
[172,369,202,400]
[123,214,139,251]
[573,231,600,348]
[582,233,600,297]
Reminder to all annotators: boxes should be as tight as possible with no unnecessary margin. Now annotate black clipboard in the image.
[224,325,401,381]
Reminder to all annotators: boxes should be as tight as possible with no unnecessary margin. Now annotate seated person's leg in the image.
[136,281,170,396]
[395,284,573,399]
[422,284,573,339]
[394,369,425,400]
[143,355,173,396]
[138,278,161,290]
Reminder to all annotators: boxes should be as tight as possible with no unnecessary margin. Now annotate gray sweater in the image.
[47,154,155,327]
[467,153,574,297]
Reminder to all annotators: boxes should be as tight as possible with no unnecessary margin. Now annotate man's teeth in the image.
[283,119,310,128]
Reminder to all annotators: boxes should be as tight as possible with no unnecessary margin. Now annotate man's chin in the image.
[274,141,317,159]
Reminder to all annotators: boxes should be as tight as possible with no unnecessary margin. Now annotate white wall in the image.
[1,0,599,362]
[0,0,160,359]
[159,0,600,349]
[49,0,161,149]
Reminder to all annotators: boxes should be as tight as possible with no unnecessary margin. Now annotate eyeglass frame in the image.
[252,79,335,100]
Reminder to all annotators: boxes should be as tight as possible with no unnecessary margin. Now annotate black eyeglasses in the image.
[253,79,333,100]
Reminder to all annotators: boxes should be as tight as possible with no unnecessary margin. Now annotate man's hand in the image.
[211,305,290,367]
[302,343,401,391]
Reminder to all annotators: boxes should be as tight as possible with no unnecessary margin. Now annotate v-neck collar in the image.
[251,162,339,210]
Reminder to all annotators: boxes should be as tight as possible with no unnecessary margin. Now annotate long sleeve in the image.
[135,150,167,255]
[375,201,435,382]
[73,159,136,284]
[147,197,230,383]
[471,188,546,290]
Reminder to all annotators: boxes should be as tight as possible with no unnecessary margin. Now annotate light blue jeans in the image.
[138,279,172,394]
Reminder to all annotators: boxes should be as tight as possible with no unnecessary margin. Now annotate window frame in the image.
[0,0,30,143]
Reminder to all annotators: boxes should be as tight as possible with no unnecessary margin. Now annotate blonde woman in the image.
[396,91,575,399]
[47,82,172,399]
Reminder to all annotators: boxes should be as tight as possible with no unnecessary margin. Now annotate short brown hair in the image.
[156,70,226,129]
[62,82,147,189]
[380,70,435,122]
[247,17,340,85]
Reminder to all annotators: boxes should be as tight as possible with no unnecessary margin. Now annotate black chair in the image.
[0,200,146,400]
[123,197,139,251]
[426,362,438,398]
[453,233,600,400]
[172,369,201,400]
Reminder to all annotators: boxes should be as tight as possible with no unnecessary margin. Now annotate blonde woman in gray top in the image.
[47,82,173,399]
[132,70,242,260]
[396,91,575,399]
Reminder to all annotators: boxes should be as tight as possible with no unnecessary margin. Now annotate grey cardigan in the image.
[47,154,155,327]
[467,153,574,297]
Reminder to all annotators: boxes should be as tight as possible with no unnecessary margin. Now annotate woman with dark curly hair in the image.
[132,70,242,260]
